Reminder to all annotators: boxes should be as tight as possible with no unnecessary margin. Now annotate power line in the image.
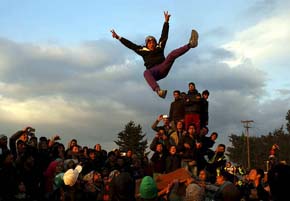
[241,120,254,169]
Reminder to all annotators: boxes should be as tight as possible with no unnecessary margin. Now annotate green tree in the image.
[227,110,290,171]
[114,121,148,158]
[286,109,290,134]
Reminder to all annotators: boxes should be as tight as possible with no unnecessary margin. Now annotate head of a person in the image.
[0,149,14,166]
[139,176,158,200]
[16,140,26,154]
[173,90,181,100]
[27,136,38,148]
[69,139,77,149]
[202,90,210,99]
[210,132,218,140]
[88,149,96,160]
[200,127,209,136]
[156,143,163,153]
[188,82,196,91]
[187,124,196,135]
[248,168,264,182]
[217,144,226,153]
[126,149,133,158]
[157,127,166,137]
[196,93,201,99]
[19,132,29,143]
[169,145,177,155]
[198,169,209,182]
[0,134,8,147]
[145,36,157,51]
[185,183,205,201]
[176,121,184,130]
[107,151,116,161]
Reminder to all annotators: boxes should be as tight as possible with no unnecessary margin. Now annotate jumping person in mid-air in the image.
[111,11,198,99]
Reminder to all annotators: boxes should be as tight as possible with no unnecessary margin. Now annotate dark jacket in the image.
[119,22,169,69]
[169,98,185,124]
[184,90,201,114]
[200,97,209,127]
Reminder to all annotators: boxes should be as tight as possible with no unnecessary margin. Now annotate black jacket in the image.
[119,22,169,69]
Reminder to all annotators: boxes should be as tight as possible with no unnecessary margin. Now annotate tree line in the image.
[114,110,290,171]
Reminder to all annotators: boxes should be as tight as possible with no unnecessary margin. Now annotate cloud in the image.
[222,16,290,67]
[0,22,289,151]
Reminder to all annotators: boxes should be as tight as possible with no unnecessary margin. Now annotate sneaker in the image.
[189,29,199,48]
[157,89,167,99]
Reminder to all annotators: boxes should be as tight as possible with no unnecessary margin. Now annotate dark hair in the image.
[108,151,116,158]
[189,82,195,87]
[188,123,196,130]
[218,144,226,149]
[173,90,181,95]
[202,90,210,96]
[211,132,219,138]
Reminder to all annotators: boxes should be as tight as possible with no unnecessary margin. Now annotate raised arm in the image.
[164,11,171,23]
[158,11,170,48]
[111,29,121,40]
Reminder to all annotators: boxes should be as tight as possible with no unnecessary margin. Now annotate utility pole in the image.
[241,120,254,169]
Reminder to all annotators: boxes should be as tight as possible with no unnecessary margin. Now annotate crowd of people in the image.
[1,80,290,201]
[1,10,289,201]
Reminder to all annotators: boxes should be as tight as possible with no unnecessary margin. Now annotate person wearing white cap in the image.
[63,164,82,186]
[111,11,198,99]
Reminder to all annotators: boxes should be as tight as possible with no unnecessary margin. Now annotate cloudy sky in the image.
[1,0,290,151]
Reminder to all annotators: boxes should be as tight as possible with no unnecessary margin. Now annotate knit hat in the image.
[145,35,157,45]
[185,183,205,201]
[54,172,64,189]
[139,176,158,199]
[63,165,82,186]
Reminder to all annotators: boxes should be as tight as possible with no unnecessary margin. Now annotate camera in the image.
[27,127,36,136]
[162,114,168,119]
[120,152,126,156]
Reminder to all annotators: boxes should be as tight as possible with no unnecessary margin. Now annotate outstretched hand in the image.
[110,29,120,39]
[164,11,171,23]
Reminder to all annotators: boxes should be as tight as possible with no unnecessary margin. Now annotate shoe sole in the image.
[190,30,199,47]
[161,90,167,99]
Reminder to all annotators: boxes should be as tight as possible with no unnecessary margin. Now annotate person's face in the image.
[4,153,14,164]
[248,169,259,181]
[216,175,224,185]
[169,146,176,155]
[70,140,77,147]
[203,94,209,99]
[89,152,96,160]
[0,138,7,146]
[163,118,169,125]
[72,145,79,153]
[211,134,217,140]
[17,143,26,153]
[95,144,101,151]
[156,144,163,152]
[176,121,183,129]
[19,134,28,142]
[200,128,208,136]
[126,150,132,157]
[173,92,180,100]
[199,170,207,181]
[147,40,156,51]
[217,146,225,153]
[39,141,48,150]
[188,125,196,134]
[158,129,165,137]
[189,84,195,91]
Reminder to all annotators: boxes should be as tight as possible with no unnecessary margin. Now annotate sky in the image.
[1,0,290,151]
